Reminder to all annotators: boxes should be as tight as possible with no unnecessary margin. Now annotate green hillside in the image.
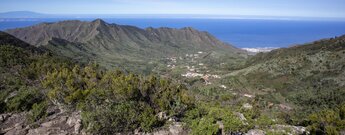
[0,31,195,134]
[1,23,345,134]
[216,36,345,134]
[6,19,247,73]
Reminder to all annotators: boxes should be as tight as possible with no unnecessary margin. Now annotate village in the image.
[164,51,223,85]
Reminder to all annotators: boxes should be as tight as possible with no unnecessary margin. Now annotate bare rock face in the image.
[0,111,83,135]
[340,130,345,135]
[245,129,265,135]
[27,111,83,135]
[269,124,307,135]
[168,122,185,135]
[0,112,28,135]
[135,122,187,135]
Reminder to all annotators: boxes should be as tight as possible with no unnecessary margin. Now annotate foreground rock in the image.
[1,110,188,135]
[1,108,308,135]
[0,109,83,135]
[27,111,83,135]
[0,112,28,135]
[133,122,187,135]
[245,129,265,135]
[269,124,307,135]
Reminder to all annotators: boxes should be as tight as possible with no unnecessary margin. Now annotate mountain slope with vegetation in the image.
[1,21,345,134]
[226,36,345,110]
[0,31,266,135]
[218,36,345,134]
[0,31,196,134]
[6,19,246,73]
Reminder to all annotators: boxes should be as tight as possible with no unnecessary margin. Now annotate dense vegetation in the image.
[1,30,345,134]
[215,36,345,134]
[0,39,286,134]
[0,43,195,133]
[307,104,345,135]
[43,64,195,133]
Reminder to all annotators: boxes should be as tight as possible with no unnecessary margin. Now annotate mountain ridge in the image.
[5,19,246,72]
[6,19,239,51]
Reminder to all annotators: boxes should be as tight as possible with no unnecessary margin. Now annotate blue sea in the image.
[1,18,345,48]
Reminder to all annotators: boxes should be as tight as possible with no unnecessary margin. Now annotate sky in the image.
[1,0,345,18]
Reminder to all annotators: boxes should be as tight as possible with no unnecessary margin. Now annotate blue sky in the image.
[1,0,345,18]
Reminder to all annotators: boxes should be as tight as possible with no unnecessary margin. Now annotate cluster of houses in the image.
[165,51,223,85]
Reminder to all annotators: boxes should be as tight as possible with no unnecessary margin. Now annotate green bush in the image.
[0,101,6,113]
[307,104,345,134]
[190,116,219,135]
[0,45,29,67]
[207,107,244,132]
[6,87,44,112]
[255,114,274,128]
[27,101,48,123]
[1,45,195,134]
[81,102,140,134]
[184,104,248,134]
[325,126,339,135]
[139,105,161,132]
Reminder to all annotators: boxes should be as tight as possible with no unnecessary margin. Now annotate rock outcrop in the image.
[245,129,265,135]
[0,112,28,135]
[269,124,307,135]
[0,109,83,135]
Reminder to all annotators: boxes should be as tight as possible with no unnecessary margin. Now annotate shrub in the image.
[139,105,161,132]
[6,87,44,112]
[307,105,345,134]
[39,61,195,134]
[256,114,274,128]
[190,116,219,135]
[0,101,6,113]
[184,105,248,134]
[325,126,339,135]
[81,102,140,134]
[27,101,48,123]
[0,45,29,67]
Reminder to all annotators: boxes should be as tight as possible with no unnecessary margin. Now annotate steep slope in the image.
[0,31,310,135]
[0,31,43,52]
[6,19,239,51]
[6,19,246,72]
[0,31,72,89]
[222,35,345,115]
[0,33,195,135]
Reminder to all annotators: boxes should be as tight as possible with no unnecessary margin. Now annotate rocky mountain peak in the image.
[181,27,198,32]
[91,18,107,27]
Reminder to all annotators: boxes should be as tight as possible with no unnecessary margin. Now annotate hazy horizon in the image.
[2,11,345,21]
[1,0,345,18]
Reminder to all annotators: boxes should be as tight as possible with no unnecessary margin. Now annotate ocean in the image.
[1,18,345,48]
